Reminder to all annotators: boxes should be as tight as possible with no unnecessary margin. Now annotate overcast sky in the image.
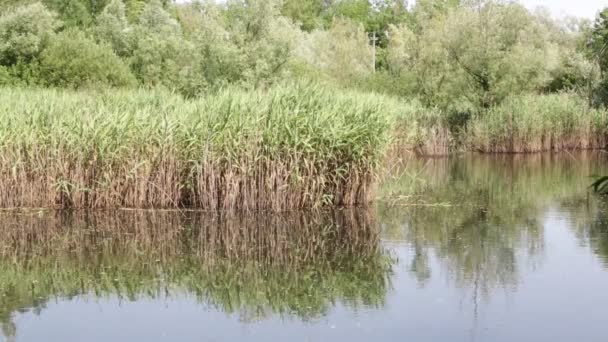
[517,0,605,19]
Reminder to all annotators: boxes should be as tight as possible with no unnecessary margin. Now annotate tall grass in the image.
[0,83,394,210]
[386,93,608,156]
[469,94,608,153]
[388,100,452,157]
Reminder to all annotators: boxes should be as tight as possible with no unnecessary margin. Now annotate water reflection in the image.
[381,152,608,293]
[0,210,392,340]
[570,199,608,267]
[5,153,608,341]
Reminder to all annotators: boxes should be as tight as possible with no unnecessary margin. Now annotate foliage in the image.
[223,0,298,87]
[44,0,93,27]
[0,0,606,156]
[0,2,60,66]
[388,1,565,110]
[591,176,608,194]
[281,0,324,32]
[138,0,180,36]
[294,18,373,85]
[590,8,608,106]
[93,0,133,57]
[39,29,136,88]
[590,9,608,73]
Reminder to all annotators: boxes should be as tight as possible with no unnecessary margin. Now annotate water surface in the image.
[3,153,608,342]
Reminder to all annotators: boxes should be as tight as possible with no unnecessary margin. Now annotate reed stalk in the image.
[0,83,394,210]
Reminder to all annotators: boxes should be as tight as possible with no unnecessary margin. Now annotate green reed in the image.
[0,82,395,210]
[469,93,608,153]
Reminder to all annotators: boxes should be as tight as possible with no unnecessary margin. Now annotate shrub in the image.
[0,2,60,65]
[39,30,136,88]
[93,0,134,57]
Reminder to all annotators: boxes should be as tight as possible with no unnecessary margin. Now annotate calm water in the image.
[3,153,608,342]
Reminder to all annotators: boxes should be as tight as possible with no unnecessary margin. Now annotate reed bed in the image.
[388,100,453,157]
[0,84,394,210]
[469,94,608,153]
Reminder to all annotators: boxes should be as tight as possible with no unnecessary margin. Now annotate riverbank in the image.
[1,86,607,210]
[394,94,608,156]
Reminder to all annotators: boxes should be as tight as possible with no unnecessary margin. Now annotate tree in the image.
[590,8,608,74]
[138,0,180,36]
[0,3,60,66]
[589,8,608,106]
[39,29,136,88]
[177,1,244,89]
[281,0,323,32]
[388,0,562,111]
[130,0,200,94]
[93,0,133,57]
[224,0,298,86]
[44,0,93,27]
[294,18,374,85]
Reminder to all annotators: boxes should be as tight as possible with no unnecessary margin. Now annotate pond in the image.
[2,152,608,342]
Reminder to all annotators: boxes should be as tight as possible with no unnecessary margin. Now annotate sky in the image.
[518,0,606,19]
[181,0,607,20]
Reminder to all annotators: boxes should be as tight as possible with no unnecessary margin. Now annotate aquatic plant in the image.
[591,176,608,194]
[0,83,394,210]
[469,94,608,153]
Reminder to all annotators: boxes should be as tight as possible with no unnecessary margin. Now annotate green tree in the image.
[177,1,243,89]
[589,8,608,105]
[93,0,133,57]
[44,0,93,27]
[225,0,298,86]
[0,3,60,66]
[281,0,323,32]
[294,18,374,85]
[39,29,136,88]
[138,0,180,35]
[590,8,608,73]
[130,0,200,94]
[388,0,562,111]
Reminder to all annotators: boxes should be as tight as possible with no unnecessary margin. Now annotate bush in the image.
[0,66,12,85]
[93,0,133,57]
[39,30,136,88]
[0,2,60,65]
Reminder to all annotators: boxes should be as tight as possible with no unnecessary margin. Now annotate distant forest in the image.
[0,0,608,112]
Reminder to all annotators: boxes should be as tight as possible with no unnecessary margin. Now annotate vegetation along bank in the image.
[2,0,608,209]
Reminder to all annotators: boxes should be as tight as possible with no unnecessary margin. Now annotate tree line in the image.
[1,0,608,113]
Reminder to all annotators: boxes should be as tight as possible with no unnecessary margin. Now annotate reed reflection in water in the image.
[5,153,608,342]
[0,210,393,340]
